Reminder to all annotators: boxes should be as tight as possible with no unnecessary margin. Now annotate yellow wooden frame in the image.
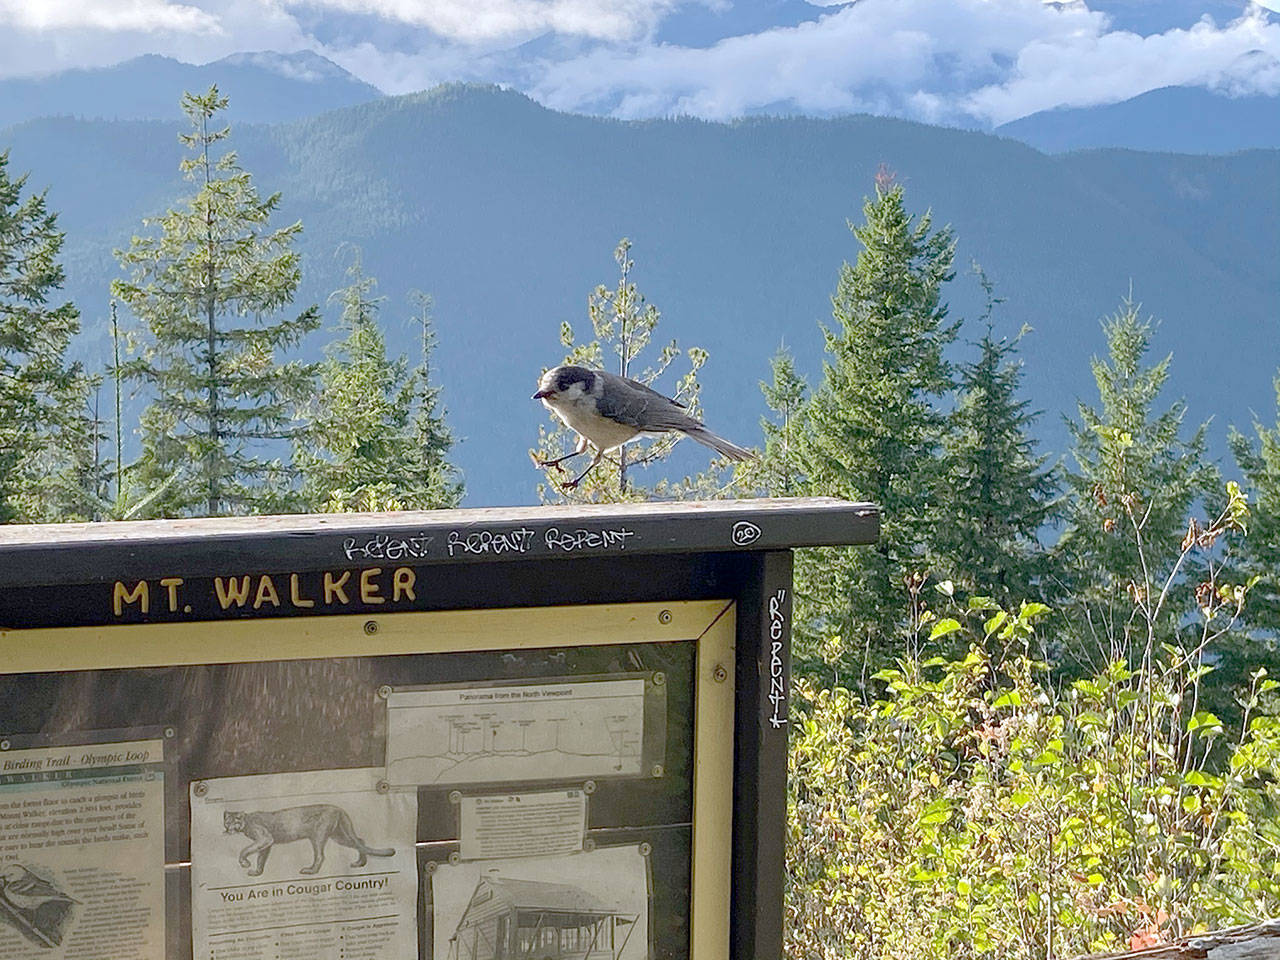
[0,599,736,960]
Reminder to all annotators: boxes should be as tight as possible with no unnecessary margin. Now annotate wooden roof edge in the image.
[0,497,875,546]
[0,497,880,587]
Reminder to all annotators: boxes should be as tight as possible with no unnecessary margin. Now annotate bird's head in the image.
[533,365,595,404]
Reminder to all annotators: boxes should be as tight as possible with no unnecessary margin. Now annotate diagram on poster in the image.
[385,678,647,786]
[0,737,165,960]
[429,845,649,960]
[190,768,416,960]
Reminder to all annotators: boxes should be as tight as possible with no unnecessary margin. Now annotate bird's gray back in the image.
[595,371,700,432]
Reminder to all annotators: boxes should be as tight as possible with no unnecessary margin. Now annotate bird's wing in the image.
[621,374,686,409]
[596,373,701,432]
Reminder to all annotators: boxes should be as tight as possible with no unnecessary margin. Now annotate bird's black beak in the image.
[532,389,551,400]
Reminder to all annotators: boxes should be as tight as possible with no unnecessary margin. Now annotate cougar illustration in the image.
[223,804,394,876]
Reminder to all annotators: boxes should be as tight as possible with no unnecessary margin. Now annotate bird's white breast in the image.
[542,384,640,452]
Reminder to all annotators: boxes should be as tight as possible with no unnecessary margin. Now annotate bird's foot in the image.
[560,479,581,491]
[529,452,566,474]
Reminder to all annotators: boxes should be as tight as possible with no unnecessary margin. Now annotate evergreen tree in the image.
[531,238,725,503]
[404,291,464,509]
[748,347,809,497]
[935,278,1059,606]
[1230,372,1280,637]
[0,150,91,522]
[296,261,462,512]
[113,87,319,517]
[1054,297,1219,669]
[792,179,957,667]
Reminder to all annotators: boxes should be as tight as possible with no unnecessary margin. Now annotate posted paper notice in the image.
[191,768,417,960]
[0,738,165,959]
[385,679,647,786]
[458,790,586,860]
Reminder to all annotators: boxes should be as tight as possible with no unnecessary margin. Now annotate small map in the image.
[384,678,648,786]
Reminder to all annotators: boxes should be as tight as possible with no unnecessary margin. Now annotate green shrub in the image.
[787,601,1280,958]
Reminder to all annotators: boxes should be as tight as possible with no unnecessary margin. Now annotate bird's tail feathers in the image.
[684,427,755,462]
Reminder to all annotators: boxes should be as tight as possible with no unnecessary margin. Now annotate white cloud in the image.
[0,0,313,79]
[284,0,683,43]
[0,0,221,33]
[966,5,1280,122]
[517,0,1280,123]
[0,0,1276,125]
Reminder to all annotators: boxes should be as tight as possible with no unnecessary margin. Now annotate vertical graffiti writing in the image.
[768,588,788,729]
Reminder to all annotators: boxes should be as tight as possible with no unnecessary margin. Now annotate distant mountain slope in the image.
[2,85,1275,505]
[0,52,382,127]
[997,85,1280,154]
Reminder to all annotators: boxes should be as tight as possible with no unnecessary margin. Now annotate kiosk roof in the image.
[0,497,877,587]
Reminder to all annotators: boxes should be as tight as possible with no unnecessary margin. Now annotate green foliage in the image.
[1231,372,1280,637]
[531,238,733,503]
[934,276,1059,607]
[788,610,1280,959]
[0,150,92,522]
[112,86,320,517]
[793,179,957,668]
[1055,298,1220,670]
[737,347,809,497]
[788,481,1261,956]
[295,257,462,512]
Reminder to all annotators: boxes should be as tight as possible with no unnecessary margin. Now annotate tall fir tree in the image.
[792,179,957,670]
[531,238,724,503]
[1230,372,1280,638]
[296,261,462,512]
[113,87,319,517]
[935,278,1059,606]
[740,347,809,497]
[1054,297,1219,669]
[0,150,92,522]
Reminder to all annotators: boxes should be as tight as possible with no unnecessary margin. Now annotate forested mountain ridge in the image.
[0,52,380,128]
[996,85,1280,154]
[1,83,1275,505]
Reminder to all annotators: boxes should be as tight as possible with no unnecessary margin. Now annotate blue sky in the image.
[1,0,1278,124]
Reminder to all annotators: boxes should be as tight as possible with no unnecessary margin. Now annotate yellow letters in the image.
[392,567,416,602]
[289,574,315,608]
[253,575,281,609]
[324,571,351,605]
[113,581,149,616]
[214,576,252,609]
[360,568,384,604]
[160,577,184,612]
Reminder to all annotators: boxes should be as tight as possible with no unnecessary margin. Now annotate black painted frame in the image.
[0,497,878,960]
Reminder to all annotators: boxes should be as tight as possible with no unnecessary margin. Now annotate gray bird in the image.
[533,364,753,489]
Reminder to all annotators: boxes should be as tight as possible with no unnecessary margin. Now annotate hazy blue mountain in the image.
[2,85,1275,505]
[997,84,1280,154]
[654,0,830,46]
[0,51,382,128]
[1088,0,1252,34]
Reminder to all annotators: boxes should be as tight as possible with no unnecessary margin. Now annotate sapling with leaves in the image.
[530,238,735,503]
[788,484,1270,959]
